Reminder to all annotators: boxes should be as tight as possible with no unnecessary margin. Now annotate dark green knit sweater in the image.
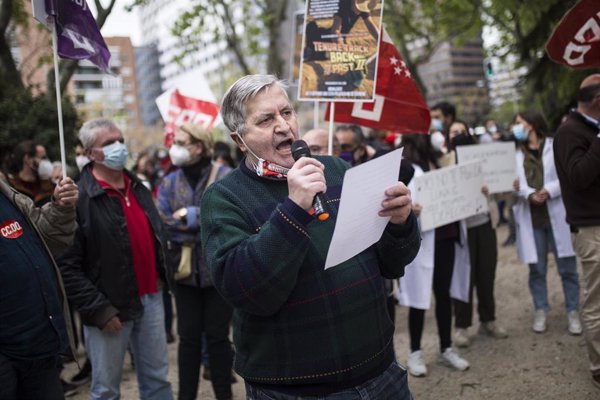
[200,155,420,394]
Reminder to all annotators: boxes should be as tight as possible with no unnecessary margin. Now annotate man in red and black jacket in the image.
[56,118,173,400]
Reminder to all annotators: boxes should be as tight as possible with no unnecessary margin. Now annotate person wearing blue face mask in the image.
[430,102,456,137]
[56,118,173,400]
[511,111,581,338]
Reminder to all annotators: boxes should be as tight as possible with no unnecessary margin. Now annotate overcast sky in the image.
[93,2,142,45]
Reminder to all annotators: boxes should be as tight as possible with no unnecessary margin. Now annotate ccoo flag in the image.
[44,0,111,73]
[546,0,600,69]
[326,27,430,134]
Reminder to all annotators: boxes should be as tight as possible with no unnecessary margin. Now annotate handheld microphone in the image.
[291,140,330,221]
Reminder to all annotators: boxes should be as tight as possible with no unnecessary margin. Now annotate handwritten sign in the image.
[456,142,517,194]
[414,161,488,231]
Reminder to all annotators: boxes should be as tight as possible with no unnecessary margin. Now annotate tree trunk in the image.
[0,0,24,91]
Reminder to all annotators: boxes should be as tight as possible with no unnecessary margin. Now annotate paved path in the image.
[66,226,597,399]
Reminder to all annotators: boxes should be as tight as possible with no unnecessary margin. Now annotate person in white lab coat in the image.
[512,111,582,335]
[396,134,471,377]
[448,121,508,348]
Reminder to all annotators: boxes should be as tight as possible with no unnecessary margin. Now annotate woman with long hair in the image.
[512,111,581,335]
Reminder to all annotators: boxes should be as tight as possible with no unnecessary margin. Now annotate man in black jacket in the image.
[56,118,172,400]
[554,74,600,390]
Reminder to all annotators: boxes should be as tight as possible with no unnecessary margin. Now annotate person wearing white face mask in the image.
[74,139,90,172]
[56,118,173,400]
[157,124,233,400]
[6,140,55,206]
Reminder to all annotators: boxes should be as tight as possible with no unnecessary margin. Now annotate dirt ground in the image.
[65,226,598,399]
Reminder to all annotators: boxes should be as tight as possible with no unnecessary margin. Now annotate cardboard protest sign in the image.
[456,142,517,194]
[298,0,384,101]
[414,161,488,231]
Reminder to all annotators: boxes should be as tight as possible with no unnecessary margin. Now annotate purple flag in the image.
[45,0,111,73]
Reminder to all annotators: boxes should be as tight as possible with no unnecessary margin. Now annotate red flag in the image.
[164,90,220,147]
[326,27,430,133]
[546,0,600,69]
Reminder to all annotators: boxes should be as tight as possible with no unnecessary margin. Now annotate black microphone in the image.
[291,140,330,221]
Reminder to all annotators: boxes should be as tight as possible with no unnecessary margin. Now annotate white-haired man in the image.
[57,118,172,400]
[200,75,420,399]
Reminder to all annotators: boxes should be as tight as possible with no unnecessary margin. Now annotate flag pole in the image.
[313,101,319,129]
[328,102,335,156]
[50,17,67,180]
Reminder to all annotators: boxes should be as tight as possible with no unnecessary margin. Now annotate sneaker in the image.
[70,358,92,386]
[439,348,470,371]
[567,311,583,335]
[533,310,547,333]
[479,321,508,339]
[454,328,471,348]
[407,350,427,377]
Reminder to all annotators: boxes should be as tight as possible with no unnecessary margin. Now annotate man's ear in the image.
[86,148,99,161]
[230,132,246,153]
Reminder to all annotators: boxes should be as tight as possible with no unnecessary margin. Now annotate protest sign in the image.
[414,161,488,231]
[456,142,517,194]
[298,0,384,101]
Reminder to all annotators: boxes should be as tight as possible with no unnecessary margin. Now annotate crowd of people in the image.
[1,72,599,400]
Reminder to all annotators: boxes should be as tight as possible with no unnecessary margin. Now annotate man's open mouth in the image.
[276,139,294,151]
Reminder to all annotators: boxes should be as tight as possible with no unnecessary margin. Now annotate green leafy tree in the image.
[479,0,599,127]
[383,0,485,95]
[128,0,289,76]
[384,0,600,128]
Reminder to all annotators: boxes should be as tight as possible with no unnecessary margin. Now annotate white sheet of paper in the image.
[325,148,403,269]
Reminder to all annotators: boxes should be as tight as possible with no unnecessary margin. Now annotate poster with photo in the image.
[298,0,384,101]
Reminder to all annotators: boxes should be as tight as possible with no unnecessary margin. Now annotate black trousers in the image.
[175,284,233,400]
[0,353,63,400]
[454,221,498,328]
[409,238,455,352]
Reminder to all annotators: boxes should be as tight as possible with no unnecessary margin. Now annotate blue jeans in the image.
[0,353,63,400]
[245,361,411,400]
[84,291,172,400]
[529,227,580,313]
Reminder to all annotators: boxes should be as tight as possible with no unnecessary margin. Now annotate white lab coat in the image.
[396,164,471,310]
[512,138,575,264]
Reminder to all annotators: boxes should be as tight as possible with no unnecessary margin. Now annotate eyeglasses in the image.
[340,143,358,152]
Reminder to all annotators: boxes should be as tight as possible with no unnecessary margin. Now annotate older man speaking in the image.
[200,75,420,399]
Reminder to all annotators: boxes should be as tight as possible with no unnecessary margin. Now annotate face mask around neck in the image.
[235,133,290,179]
